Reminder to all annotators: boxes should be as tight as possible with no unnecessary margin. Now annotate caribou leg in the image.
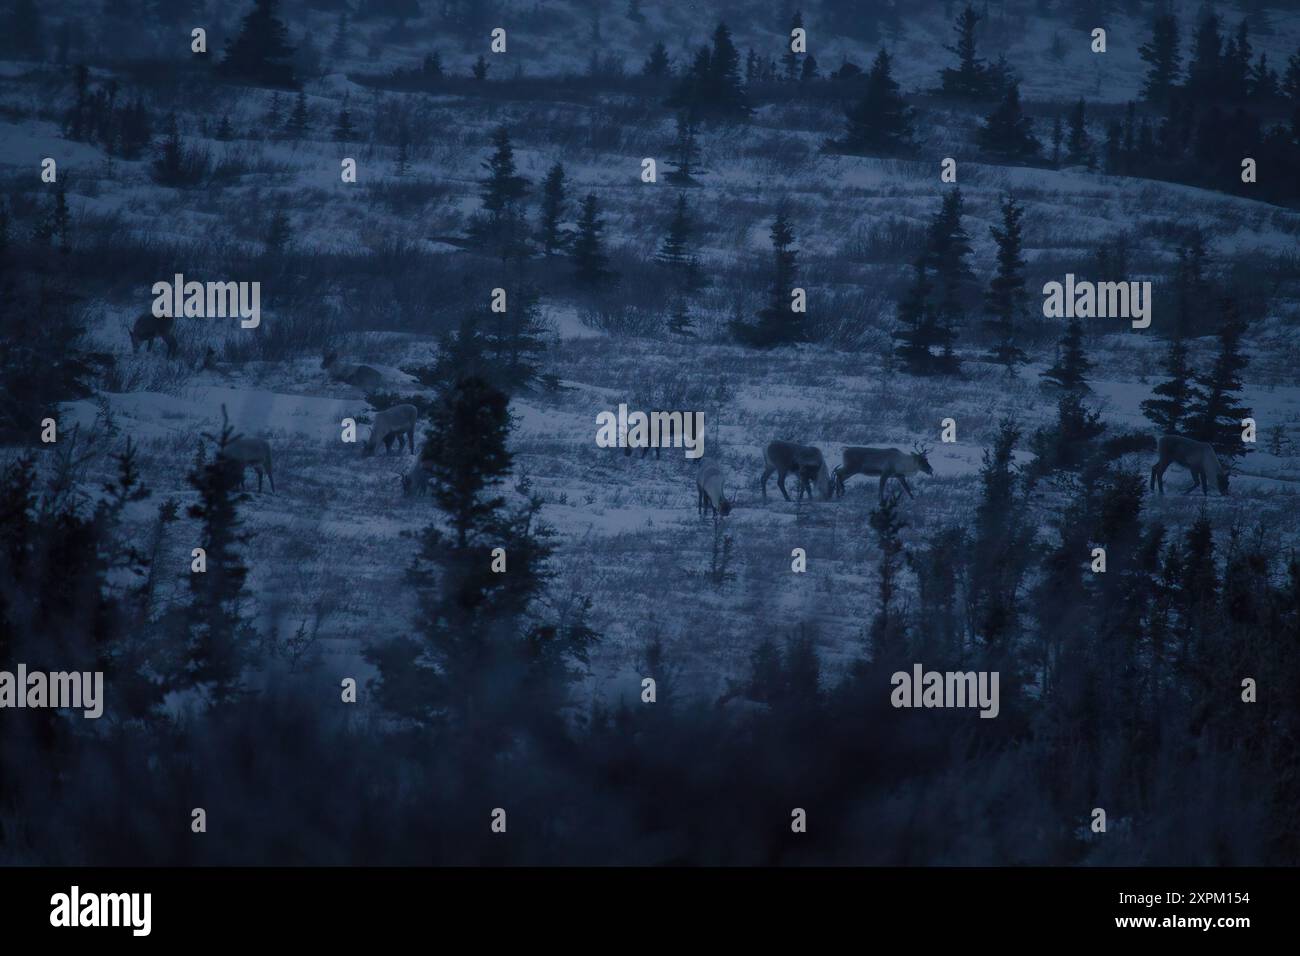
[1151,460,1168,495]
[776,470,791,502]
[898,475,914,499]
[760,464,775,502]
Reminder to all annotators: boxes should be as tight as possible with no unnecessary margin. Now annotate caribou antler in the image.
[912,439,933,458]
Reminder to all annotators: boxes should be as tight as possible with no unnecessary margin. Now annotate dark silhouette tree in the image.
[868,493,909,663]
[835,49,914,154]
[284,90,310,138]
[731,209,804,347]
[480,126,528,218]
[1139,12,1182,106]
[976,82,1041,160]
[537,162,568,256]
[985,196,1029,369]
[665,113,701,184]
[1187,306,1251,460]
[940,4,992,100]
[656,192,703,290]
[1141,335,1195,434]
[643,40,670,78]
[332,102,355,142]
[1185,12,1223,100]
[217,0,298,89]
[572,193,613,285]
[1040,316,1092,392]
[1064,98,1095,168]
[174,410,255,705]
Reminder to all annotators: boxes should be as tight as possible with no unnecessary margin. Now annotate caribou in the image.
[363,404,417,457]
[1150,434,1229,496]
[401,455,433,497]
[696,461,733,517]
[322,351,385,391]
[761,441,832,502]
[129,312,178,357]
[219,436,275,493]
[833,443,934,501]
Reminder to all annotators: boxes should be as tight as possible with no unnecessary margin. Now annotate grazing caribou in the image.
[833,443,934,501]
[761,441,832,502]
[401,455,433,497]
[322,351,385,391]
[1150,434,1229,496]
[129,312,178,357]
[363,404,418,457]
[696,462,732,517]
[219,436,275,493]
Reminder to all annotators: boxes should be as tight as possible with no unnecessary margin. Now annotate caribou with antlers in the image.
[219,436,275,493]
[833,442,934,501]
[761,441,832,502]
[362,404,417,457]
[1150,434,1230,496]
[697,461,733,517]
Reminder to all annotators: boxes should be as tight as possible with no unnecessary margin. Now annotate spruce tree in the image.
[480,126,527,219]
[365,377,582,734]
[332,104,355,142]
[731,209,803,348]
[1065,98,1095,168]
[966,420,1033,682]
[537,162,567,256]
[984,195,1028,369]
[218,0,298,89]
[868,492,909,664]
[703,22,748,116]
[782,11,804,81]
[669,22,749,118]
[1187,306,1251,460]
[940,4,992,100]
[976,82,1040,160]
[893,257,937,375]
[1141,335,1194,434]
[924,188,973,358]
[1040,316,1092,391]
[666,296,696,337]
[1139,13,1182,105]
[1030,390,1105,475]
[484,286,548,394]
[643,40,670,78]
[656,192,703,289]
[665,113,701,184]
[1186,12,1223,100]
[571,193,612,285]
[284,90,309,138]
[837,49,914,154]
[1283,49,1300,103]
[178,410,254,705]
